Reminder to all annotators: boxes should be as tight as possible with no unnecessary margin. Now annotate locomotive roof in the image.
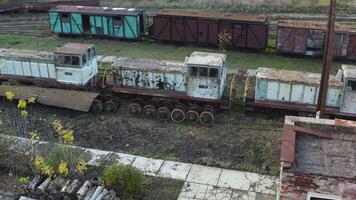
[186,52,226,68]
[50,5,144,16]
[278,20,356,33]
[256,67,341,87]
[0,48,53,62]
[55,43,94,55]
[112,57,186,73]
[155,9,267,23]
[342,64,356,79]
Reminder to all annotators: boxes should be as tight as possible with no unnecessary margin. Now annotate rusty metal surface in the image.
[256,67,341,87]
[156,9,267,23]
[50,5,143,16]
[55,43,94,55]
[0,48,53,62]
[112,57,185,73]
[278,20,356,33]
[0,85,46,100]
[317,0,336,117]
[152,13,268,49]
[37,88,99,112]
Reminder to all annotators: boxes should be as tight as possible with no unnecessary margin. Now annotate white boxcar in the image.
[255,68,342,108]
[112,57,186,92]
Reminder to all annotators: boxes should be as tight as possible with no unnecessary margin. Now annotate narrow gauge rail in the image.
[0,43,236,126]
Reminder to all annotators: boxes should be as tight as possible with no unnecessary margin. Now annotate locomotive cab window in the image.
[61,13,70,23]
[55,54,82,68]
[199,67,208,77]
[114,16,123,26]
[347,80,356,91]
[209,68,219,78]
[82,53,87,66]
[190,66,199,77]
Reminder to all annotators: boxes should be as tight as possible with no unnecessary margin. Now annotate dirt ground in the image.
[0,83,284,177]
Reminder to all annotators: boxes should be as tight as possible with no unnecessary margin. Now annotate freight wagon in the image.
[245,66,356,118]
[0,43,235,125]
[277,20,356,59]
[49,6,145,40]
[151,9,269,50]
[47,5,268,50]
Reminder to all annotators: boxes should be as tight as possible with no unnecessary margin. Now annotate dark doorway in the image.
[82,15,90,34]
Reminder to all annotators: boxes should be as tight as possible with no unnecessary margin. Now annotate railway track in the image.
[0,14,51,37]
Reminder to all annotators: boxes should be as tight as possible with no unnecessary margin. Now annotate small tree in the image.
[218,30,232,54]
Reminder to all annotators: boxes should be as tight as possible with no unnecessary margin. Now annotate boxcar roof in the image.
[55,43,94,55]
[155,9,267,23]
[50,5,144,16]
[278,20,356,33]
[256,67,341,87]
[112,57,186,73]
[186,52,226,68]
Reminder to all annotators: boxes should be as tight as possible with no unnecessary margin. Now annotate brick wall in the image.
[280,170,356,200]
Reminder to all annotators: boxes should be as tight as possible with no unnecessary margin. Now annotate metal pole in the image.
[317,0,336,117]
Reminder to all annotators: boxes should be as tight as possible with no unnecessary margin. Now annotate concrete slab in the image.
[106,152,137,165]
[186,165,222,186]
[131,156,164,176]
[255,176,278,194]
[204,186,232,200]
[178,182,208,200]
[218,169,260,191]
[231,191,256,200]
[157,161,192,181]
[85,149,111,166]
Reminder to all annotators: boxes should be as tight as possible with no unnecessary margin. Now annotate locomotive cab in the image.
[54,43,98,86]
[340,65,356,114]
[186,52,227,100]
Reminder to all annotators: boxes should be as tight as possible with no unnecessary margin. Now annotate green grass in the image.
[0,34,346,73]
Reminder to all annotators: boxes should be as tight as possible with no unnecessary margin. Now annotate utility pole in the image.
[317,0,336,117]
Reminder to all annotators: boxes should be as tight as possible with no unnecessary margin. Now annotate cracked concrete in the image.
[1,134,278,200]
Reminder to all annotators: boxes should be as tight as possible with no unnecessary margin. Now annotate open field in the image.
[0,34,347,73]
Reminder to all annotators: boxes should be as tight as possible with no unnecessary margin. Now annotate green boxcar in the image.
[49,6,144,40]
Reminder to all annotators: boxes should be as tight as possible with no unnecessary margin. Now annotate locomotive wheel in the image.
[199,111,215,126]
[186,110,200,124]
[171,108,185,123]
[128,103,142,116]
[90,99,103,113]
[110,96,121,108]
[104,100,118,113]
[157,106,171,121]
[175,103,187,112]
[143,104,157,119]
[203,105,216,114]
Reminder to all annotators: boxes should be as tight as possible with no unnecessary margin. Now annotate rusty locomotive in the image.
[0,43,235,125]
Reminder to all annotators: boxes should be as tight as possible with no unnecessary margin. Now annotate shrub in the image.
[102,164,144,199]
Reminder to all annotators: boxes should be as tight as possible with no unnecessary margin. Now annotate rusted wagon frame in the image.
[152,12,268,50]
[253,100,356,118]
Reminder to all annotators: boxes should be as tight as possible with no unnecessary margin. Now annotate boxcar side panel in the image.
[171,18,184,42]
[208,22,218,45]
[49,12,62,33]
[246,24,267,49]
[198,20,208,44]
[232,24,247,48]
[347,35,356,59]
[124,16,139,39]
[277,27,294,53]
[153,16,171,41]
[184,18,197,43]
[70,13,83,34]
[294,29,308,54]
